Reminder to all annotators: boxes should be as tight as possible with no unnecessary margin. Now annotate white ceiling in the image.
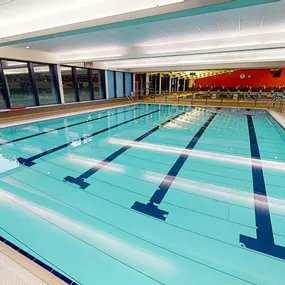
[0,0,184,39]
[4,0,285,70]
[11,1,285,50]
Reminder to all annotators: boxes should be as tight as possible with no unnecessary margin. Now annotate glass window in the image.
[115,72,124,98]
[125,72,133,97]
[2,60,36,107]
[92,70,106,100]
[61,66,76,103]
[77,68,91,101]
[107,71,115,99]
[0,73,7,109]
[34,64,60,105]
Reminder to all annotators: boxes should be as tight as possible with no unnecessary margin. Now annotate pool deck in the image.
[268,109,285,129]
[0,240,67,285]
[1,99,285,131]
[0,98,133,128]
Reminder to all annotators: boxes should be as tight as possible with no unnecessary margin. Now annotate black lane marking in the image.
[0,107,139,147]
[64,110,189,189]
[17,109,159,167]
[0,235,78,285]
[239,115,285,260]
[7,178,261,285]
[131,113,217,221]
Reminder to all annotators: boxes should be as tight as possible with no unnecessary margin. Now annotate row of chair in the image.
[190,85,285,94]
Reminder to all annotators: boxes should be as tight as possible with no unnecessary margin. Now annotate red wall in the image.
[195,69,285,88]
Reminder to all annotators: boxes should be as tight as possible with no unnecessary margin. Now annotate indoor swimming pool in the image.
[0,103,284,285]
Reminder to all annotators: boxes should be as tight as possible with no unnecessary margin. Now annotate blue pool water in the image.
[0,103,284,285]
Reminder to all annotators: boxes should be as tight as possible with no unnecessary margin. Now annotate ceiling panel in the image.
[264,0,285,15]
[190,14,218,29]
[240,9,266,26]
[215,10,238,26]
[264,12,285,22]
[218,24,239,34]
[8,0,285,57]
[262,20,285,29]
[0,0,186,38]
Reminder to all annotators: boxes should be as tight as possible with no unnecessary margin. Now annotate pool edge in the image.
[0,102,138,129]
[268,109,285,130]
[0,237,78,285]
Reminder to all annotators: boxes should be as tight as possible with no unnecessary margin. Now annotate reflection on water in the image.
[0,153,19,174]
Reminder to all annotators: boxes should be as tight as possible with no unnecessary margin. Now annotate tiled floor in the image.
[0,241,67,285]
[0,99,131,126]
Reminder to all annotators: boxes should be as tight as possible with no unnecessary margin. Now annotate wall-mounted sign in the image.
[84,62,94,67]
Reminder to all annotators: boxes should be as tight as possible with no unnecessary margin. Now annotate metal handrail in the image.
[125,92,138,104]
[126,95,132,104]
[141,91,281,108]
[269,95,285,107]
[270,96,285,112]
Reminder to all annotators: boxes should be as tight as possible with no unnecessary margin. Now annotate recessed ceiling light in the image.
[26,46,30,49]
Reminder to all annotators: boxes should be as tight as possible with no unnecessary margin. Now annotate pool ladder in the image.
[269,95,285,112]
[126,92,136,105]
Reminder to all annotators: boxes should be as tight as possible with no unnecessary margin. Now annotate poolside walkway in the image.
[0,241,67,285]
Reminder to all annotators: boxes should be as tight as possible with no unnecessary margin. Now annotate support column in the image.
[159,73,162,94]
[99,70,105,99]
[166,76,169,92]
[88,69,95,100]
[190,77,195,88]
[133,73,136,95]
[153,75,157,94]
[140,74,144,96]
[105,70,109,99]
[169,76,172,93]
[28,62,40,106]
[0,60,11,108]
[56,64,65,104]
[123,72,126,97]
[183,78,186,92]
[72,67,80,102]
[146,73,150,95]
[113,71,117,98]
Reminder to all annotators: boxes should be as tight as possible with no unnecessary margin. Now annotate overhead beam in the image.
[0,0,277,46]
[126,61,285,72]
[0,47,59,63]
[59,31,285,64]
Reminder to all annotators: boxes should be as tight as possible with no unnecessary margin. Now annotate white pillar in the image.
[56,64,65,104]
[169,77,172,93]
[140,74,143,96]
[159,73,162,94]
[146,73,150,95]
[105,70,109,99]
[183,79,186,91]
[133,73,136,94]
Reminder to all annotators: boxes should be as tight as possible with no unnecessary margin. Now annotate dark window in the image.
[34,64,60,105]
[2,60,35,107]
[61,66,76,103]
[77,68,91,101]
[0,74,6,109]
[92,70,106,100]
